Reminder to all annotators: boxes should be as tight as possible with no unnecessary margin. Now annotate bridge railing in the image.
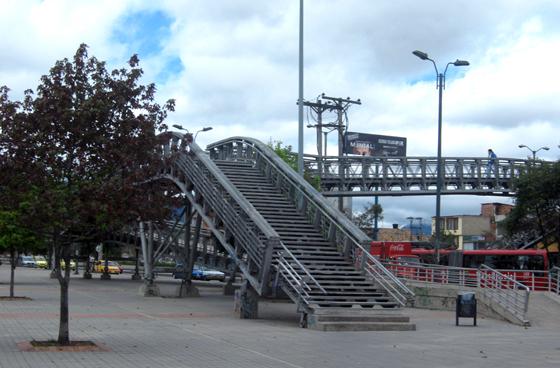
[207,137,415,306]
[380,260,530,324]
[160,132,324,298]
[303,155,534,195]
[478,264,530,325]
[305,155,531,179]
[160,132,273,293]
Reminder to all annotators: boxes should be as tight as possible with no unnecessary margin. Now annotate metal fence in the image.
[549,267,560,295]
[382,261,530,324]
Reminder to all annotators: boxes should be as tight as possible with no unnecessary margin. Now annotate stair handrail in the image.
[161,132,325,295]
[549,266,560,295]
[357,250,415,306]
[478,264,530,324]
[276,252,316,305]
[185,143,326,295]
[207,137,415,304]
[208,137,369,243]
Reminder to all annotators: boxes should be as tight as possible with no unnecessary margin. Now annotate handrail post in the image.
[360,248,367,270]
[556,269,559,294]
[259,236,277,295]
[476,269,481,288]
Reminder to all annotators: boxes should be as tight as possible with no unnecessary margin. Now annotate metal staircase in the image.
[159,133,415,330]
[216,160,397,308]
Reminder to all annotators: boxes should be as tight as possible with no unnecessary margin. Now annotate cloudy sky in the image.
[2,0,559,228]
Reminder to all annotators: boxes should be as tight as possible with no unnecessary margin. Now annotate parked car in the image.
[60,259,77,271]
[19,255,36,267]
[198,266,226,282]
[34,255,48,269]
[93,260,123,274]
[173,262,192,279]
[173,264,225,281]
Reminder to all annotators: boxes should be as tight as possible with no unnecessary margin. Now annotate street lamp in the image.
[195,126,213,140]
[172,124,213,141]
[413,50,469,263]
[518,144,549,160]
[297,0,304,176]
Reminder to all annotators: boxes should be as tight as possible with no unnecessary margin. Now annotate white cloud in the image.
[1,0,559,225]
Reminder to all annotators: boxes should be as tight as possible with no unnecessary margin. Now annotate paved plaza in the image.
[0,267,559,368]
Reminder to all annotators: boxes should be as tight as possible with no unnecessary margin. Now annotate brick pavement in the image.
[1,267,559,368]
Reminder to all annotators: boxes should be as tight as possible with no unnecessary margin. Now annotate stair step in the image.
[309,283,378,289]
[308,291,385,297]
[284,250,342,256]
[310,321,416,332]
[314,314,410,323]
[214,157,407,321]
[312,300,399,307]
[312,275,366,280]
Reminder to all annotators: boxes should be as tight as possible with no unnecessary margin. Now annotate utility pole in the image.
[318,94,361,213]
[304,98,338,174]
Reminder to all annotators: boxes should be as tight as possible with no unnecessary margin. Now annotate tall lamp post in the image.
[297,0,304,176]
[172,125,213,141]
[518,144,549,161]
[412,50,469,263]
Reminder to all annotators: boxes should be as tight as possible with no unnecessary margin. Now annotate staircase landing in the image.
[307,308,416,331]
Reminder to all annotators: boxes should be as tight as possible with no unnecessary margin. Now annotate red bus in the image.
[410,248,452,265]
[460,249,548,270]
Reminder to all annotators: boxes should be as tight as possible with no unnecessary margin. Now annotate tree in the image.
[0,85,44,297]
[0,44,176,344]
[0,210,43,297]
[267,140,321,189]
[430,228,458,249]
[502,161,560,248]
[353,202,383,236]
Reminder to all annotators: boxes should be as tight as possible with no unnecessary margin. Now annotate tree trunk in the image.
[56,246,71,345]
[103,256,109,278]
[9,247,15,298]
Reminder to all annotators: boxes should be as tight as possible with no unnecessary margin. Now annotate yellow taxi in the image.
[60,259,77,271]
[93,260,123,274]
[34,255,48,269]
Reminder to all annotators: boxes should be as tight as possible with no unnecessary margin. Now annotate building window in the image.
[446,218,458,231]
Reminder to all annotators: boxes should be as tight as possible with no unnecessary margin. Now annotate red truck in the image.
[369,241,420,263]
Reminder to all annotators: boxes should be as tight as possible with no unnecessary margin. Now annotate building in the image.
[481,202,514,241]
[377,225,412,242]
[431,203,513,250]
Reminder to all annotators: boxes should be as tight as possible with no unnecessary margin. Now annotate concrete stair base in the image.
[307,308,416,331]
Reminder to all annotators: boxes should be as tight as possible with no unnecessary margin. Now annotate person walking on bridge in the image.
[487,149,497,177]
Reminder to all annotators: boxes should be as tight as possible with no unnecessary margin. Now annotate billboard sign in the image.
[344,132,407,157]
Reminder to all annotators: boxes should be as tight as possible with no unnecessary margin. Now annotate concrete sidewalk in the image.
[0,267,559,368]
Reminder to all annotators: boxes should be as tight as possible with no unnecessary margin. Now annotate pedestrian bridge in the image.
[127,134,550,329]
[151,134,416,330]
[303,154,538,197]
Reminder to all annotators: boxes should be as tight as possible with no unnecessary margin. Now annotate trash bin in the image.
[456,291,477,326]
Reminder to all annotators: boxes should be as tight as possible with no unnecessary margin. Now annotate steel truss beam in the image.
[302,155,544,197]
